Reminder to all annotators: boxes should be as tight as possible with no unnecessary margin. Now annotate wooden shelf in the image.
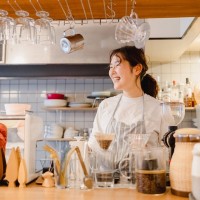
[42,106,97,111]
[185,107,195,111]
[43,107,195,112]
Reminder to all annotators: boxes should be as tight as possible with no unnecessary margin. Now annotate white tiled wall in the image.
[0,78,113,131]
[0,51,200,131]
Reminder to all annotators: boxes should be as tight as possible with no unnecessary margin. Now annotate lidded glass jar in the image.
[170,128,200,197]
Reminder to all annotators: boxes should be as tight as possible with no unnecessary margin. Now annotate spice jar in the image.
[136,146,166,194]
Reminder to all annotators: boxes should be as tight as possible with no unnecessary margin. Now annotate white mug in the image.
[60,28,84,53]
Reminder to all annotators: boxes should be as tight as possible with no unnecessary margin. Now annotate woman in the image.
[88,46,169,162]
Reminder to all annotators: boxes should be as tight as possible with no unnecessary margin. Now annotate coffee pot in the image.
[170,128,200,197]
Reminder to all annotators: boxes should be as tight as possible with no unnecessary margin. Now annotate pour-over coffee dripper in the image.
[161,102,185,158]
[94,133,115,150]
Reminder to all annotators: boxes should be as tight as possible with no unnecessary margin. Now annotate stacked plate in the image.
[91,91,111,97]
[87,91,112,99]
[44,93,67,107]
[87,90,121,99]
[68,102,92,108]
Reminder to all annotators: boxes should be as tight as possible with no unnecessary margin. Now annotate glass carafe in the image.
[136,146,166,194]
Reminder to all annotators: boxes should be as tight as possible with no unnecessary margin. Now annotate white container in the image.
[4,103,31,115]
[44,99,67,107]
[44,124,64,139]
[192,143,200,200]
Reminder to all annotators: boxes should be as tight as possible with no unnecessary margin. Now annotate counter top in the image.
[0,183,188,200]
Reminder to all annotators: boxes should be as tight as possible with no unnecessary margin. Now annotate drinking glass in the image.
[89,151,116,188]
[0,10,15,44]
[118,150,137,188]
[35,11,56,45]
[14,10,36,44]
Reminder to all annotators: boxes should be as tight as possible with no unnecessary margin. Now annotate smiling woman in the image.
[88,46,171,185]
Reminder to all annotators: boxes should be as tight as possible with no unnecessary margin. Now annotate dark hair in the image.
[109,46,158,98]
[141,74,158,98]
[110,46,148,79]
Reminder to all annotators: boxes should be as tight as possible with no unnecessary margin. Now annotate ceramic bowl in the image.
[4,103,31,115]
[46,93,65,99]
[44,99,67,107]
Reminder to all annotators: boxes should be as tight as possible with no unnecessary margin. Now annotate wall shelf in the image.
[42,106,97,111]
[43,106,195,111]
[185,107,195,111]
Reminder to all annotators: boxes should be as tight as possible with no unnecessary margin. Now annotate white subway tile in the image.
[75,84,85,92]
[161,63,171,73]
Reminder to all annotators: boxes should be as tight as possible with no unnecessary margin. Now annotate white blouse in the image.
[88,94,170,153]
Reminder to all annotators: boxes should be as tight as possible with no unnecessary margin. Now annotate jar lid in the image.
[174,128,200,142]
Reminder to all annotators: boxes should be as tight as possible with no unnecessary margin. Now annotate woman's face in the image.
[109,53,137,91]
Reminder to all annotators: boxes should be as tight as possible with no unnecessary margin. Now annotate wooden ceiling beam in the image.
[0,0,200,20]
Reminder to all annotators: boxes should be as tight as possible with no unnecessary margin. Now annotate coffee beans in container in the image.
[136,147,167,194]
[136,169,166,194]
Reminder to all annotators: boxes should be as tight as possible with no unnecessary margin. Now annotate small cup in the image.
[89,152,116,188]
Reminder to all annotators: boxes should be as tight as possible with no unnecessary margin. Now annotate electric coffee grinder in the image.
[161,102,185,159]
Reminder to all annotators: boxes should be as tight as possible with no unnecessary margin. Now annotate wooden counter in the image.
[0,183,188,200]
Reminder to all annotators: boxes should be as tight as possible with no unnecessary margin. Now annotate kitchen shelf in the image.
[43,106,195,111]
[42,106,97,111]
[185,107,195,111]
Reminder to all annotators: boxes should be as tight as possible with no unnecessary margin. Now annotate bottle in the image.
[156,76,162,100]
[178,83,184,103]
[170,80,179,102]
[162,81,171,102]
[184,78,193,107]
